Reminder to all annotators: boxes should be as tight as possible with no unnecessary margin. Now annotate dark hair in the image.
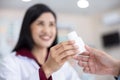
[13,4,58,52]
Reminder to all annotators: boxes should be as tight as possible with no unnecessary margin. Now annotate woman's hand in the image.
[42,40,79,78]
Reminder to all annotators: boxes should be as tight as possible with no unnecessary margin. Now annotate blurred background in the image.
[0,0,120,80]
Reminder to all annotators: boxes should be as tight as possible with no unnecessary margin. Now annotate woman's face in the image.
[31,12,56,48]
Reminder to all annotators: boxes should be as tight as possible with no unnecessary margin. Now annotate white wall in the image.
[0,9,24,56]
[90,8,120,60]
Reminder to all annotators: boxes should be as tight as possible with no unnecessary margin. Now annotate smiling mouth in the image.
[39,35,52,41]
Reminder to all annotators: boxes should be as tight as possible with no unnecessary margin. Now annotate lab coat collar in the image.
[16,48,49,67]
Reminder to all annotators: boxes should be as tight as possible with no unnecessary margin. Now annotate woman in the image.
[0,4,81,80]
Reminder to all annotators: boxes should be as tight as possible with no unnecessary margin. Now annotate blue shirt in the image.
[115,76,120,80]
[118,76,120,80]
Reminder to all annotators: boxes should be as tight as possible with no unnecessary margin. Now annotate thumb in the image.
[85,45,92,52]
[85,45,96,55]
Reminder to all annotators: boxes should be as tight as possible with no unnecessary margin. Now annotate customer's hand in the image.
[74,45,120,76]
[42,40,79,78]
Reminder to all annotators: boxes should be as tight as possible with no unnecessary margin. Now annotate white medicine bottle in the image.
[67,31,85,54]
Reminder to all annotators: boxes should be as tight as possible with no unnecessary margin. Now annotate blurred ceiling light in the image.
[22,0,32,2]
[77,0,89,8]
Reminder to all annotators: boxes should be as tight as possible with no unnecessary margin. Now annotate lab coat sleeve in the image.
[65,62,81,80]
[0,55,21,80]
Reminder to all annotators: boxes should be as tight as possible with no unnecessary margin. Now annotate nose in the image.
[42,26,50,34]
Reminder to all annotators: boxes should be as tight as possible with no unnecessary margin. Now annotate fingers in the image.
[59,49,80,60]
[57,46,80,62]
[73,45,92,61]
[51,40,79,57]
[85,45,97,55]
[77,60,92,74]
[73,45,97,74]
[82,62,96,74]
[53,40,75,50]
[83,67,90,73]
[74,55,89,62]
[85,45,98,56]
[61,52,78,63]
[85,45,91,52]
[50,40,77,57]
[49,40,79,63]
[80,54,96,74]
[57,44,79,55]
[78,60,88,67]
[78,60,90,73]
[88,54,96,74]
[80,51,90,56]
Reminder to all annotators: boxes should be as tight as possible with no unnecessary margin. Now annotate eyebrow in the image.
[36,20,55,23]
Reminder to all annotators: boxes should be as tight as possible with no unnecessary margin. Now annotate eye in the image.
[49,22,55,27]
[37,21,44,26]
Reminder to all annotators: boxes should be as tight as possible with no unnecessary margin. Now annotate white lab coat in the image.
[0,53,81,80]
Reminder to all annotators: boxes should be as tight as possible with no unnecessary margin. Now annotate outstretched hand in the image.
[74,45,120,76]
